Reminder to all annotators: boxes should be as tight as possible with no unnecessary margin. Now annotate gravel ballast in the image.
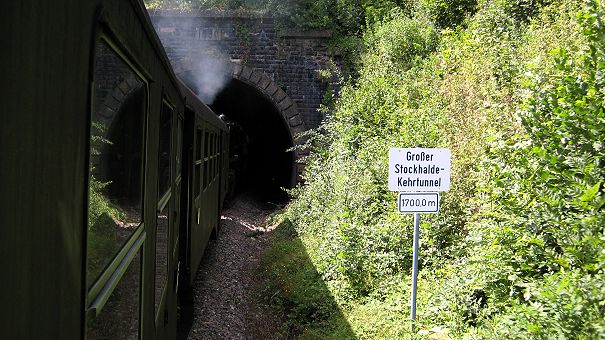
[186,195,283,340]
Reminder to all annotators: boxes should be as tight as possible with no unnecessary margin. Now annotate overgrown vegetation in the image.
[145,0,604,336]
[258,0,605,338]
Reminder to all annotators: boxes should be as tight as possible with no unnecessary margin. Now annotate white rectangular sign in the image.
[398,192,440,214]
[389,148,451,192]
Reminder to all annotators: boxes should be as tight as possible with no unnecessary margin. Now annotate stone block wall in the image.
[149,10,334,131]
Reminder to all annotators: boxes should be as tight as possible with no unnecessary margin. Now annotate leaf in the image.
[580,181,601,202]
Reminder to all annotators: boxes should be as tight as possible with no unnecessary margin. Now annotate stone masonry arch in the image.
[231,64,305,139]
[173,61,306,139]
[150,11,338,185]
[174,60,306,185]
[230,63,306,184]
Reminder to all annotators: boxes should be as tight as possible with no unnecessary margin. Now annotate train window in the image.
[86,249,141,339]
[215,134,218,175]
[176,118,183,180]
[219,137,223,177]
[155,101,172,317]
[204,131,209,189]
[204,131,209,160]
[203,159,208,189]
[212,134,218,177]
[196,129,202,162]
[215,134,219,177]
[157,102,172,197]
[194,129,202,197]
[216,135,219,176]
[211,133,215,180]
[215,134,219,176]
[87,39,146,289]
[216,135,221,176]
[209,134,214,182]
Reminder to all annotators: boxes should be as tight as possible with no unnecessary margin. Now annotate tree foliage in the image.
[260,0,605,338]
[146,0,605,336]
[476,2,605,335]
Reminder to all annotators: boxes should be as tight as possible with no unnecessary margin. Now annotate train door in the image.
[203,127,221,239]
[174,114,184,296]
[179,108,195,289]
[167,110,183,339]
[154,100,179,339]
[176,107,196,337]
[189,120,207,281]
[86,36,148,340]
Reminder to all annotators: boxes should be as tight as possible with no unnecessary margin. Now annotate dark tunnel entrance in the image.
[181,73,295,203]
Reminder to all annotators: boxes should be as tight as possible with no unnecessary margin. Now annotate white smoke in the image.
[189,55,231,105]
[149,11,233,105]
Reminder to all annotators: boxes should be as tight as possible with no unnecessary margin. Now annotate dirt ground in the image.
[186,194,284,340]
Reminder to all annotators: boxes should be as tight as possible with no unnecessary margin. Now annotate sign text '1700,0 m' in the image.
[388,148,451,192]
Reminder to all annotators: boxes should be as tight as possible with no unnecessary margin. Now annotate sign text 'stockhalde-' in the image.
[388,148,451,192]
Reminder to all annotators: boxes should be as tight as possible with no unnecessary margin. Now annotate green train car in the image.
[0,0,229,339]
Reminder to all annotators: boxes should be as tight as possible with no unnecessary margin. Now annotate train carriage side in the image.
[0,0,214,339]
[177,81,229,290]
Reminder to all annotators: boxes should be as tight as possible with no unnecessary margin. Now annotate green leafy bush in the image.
[502,0,554,23]
[423,0,479,28]
[148,0,604,337]
[366,13,438,71]
[473,1,605,335]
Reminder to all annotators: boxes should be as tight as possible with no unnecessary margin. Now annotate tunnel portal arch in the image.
[231,64,307,140]
[176,62,306,192]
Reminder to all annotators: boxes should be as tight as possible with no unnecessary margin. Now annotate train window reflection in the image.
[88,40,145,289]
[86,249,141,339]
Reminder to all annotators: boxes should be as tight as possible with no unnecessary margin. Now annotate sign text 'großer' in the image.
[388,148,451,192]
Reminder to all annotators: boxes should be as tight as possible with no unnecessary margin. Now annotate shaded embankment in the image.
[180,193,356,339]
[260,219,357,339]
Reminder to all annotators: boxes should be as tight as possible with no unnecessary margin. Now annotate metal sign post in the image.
[410,212,420,332]
[398,193,438,332]
[388,147,451,334]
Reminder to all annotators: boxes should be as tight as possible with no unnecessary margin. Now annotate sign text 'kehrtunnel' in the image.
[388,148,451,192]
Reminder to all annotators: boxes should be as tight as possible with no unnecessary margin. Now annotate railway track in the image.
[182,195,283,339]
